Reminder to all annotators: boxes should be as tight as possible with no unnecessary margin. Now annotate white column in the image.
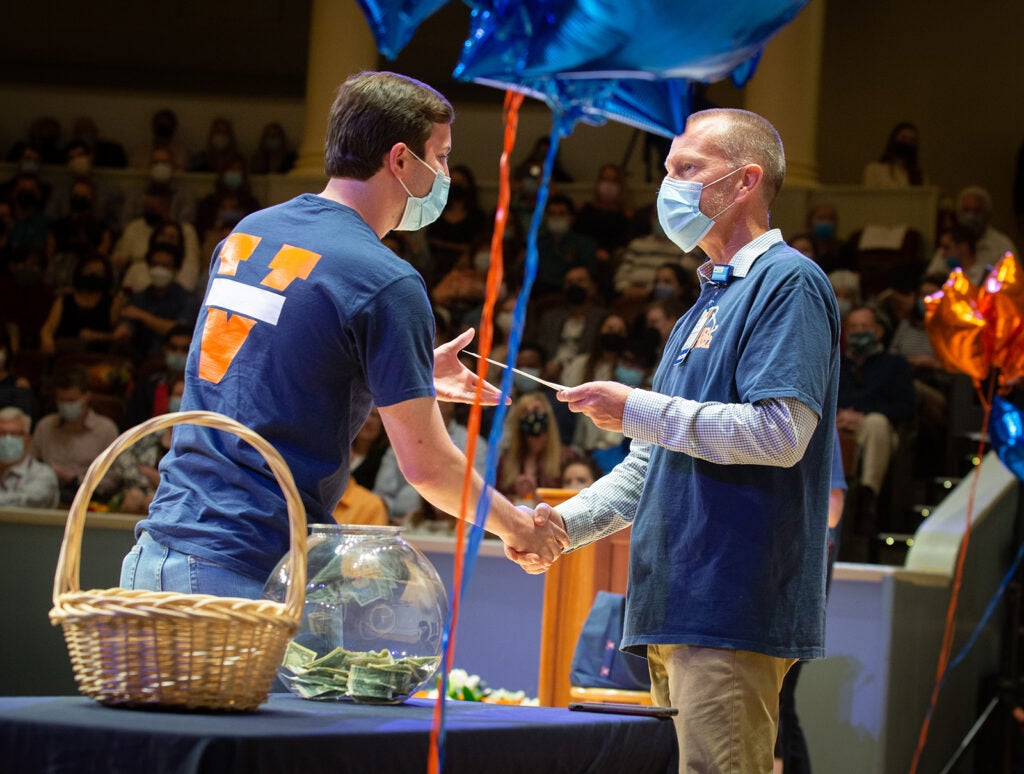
[292,0,378,176]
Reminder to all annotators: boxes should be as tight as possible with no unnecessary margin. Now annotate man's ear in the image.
[387,142,410,176]
[736,163,764,202]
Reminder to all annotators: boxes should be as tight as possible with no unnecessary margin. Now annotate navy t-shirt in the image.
[140,194,436,580]
[623,243,841,659]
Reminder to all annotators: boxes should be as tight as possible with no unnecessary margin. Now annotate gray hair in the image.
[957,185,992,215]
[0,406,31,435]
[687,108,786,205]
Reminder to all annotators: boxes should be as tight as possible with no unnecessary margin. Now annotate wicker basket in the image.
[49,410,307,712]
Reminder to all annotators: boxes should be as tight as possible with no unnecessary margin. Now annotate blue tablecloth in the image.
[0,694,677,774]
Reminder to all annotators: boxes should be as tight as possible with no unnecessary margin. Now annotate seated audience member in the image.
[639,296,688,364]
[46,139,124,231]
[101,377,182,514]
[7,174,50,256]
[925,186,1018,274]
[64,116,127,169]
[112,244,199,363]
[836,306,915,539]
[195,157,261,239]
[39,255,117,356]
[129,108,190,171]
[531,266,607,386]
[114,189,201,293]
[803,202,857,274]
[5,116,63,166]
[431,236,491,323]
[121,147,197,228]
[47,177,114,290]
[30,366,119,505]
[189,117,240,174]
[0,245,53,352]
[0,406,59,508]
[862,122,926,188]
[333,476,389,526]
[614,204,696,306]
[250,122,296,174]
[573,163,634,300]
[125,325,192,427]
[560,458,599,491]
[425,164,488,286]
[525,194,598,299]
[925,223,985,286]
[0,327,35,418]
[827,268,862,321]
[496,392,576,505]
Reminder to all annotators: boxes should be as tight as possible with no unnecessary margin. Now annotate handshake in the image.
[500,502,568,575]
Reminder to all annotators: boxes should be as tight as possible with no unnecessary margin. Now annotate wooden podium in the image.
[535,488,634,708]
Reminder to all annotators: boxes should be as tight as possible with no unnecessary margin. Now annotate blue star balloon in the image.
[990,395,1024,481]
[455,0,807,84]
[356,0,453,59]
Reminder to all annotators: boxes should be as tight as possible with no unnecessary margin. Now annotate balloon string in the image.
[428,89,524,774]
[908,371,997,774]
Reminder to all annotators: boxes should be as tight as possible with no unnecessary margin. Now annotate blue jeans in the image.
[119,531,266,599]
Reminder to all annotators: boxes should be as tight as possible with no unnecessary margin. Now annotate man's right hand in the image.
[503,502,569,574]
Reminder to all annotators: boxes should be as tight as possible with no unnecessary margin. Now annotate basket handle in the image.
[52,410,308,621]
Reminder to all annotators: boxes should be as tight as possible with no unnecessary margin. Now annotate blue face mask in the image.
[811,221,836,240]
[614,365,645,387]
[945,255,961,271]
[0,434,24,464]
[395,148,450,231]
[165,352,187,372]
[656,167,743,253]
[168,396,182,413]
[513,369,541,394]
[58,400,84,422]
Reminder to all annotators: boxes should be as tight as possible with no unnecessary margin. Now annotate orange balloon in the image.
[924,269,989,380]
[978,253,1024,371]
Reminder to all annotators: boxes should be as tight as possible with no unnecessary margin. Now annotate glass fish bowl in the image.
[263,524,448,704]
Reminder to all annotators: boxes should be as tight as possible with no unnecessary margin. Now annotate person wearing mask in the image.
[46,178,114,290]
[863,122,927,188]
[130,109,190,171]
[114,190,201,293]
[64,116,127,169]
[425,164,488,286]
[189,118,241,174]
[0,329,34,419]
[119,71,567,600]
[250,122,296,174]
[196,156,261,240]
[925,223,985,285]
[0,406,59,508]
[30,366,119,505]
[802,202,857,274]
[836,305,915,545]
[614,204,695,312]
[7,174,49,256]
[112,243,199,363]
[39,255,117,356]
[121,147,197,229]
[497,391,576,505]
[46,140,125,232]
[125,325,192,427]
[510,108,841,773]
[527,193,598,299]
[925,186,1018,275]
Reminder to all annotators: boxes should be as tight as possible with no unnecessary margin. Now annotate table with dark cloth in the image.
[0,694,677,774]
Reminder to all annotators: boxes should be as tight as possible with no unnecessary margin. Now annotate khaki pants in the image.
[648,644,796,774]
[855,412,898,493]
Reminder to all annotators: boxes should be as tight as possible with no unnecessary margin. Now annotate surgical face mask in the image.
[75,273,107,293]
[150,162,173,184]
[514,369,541,393]
[596,181,620,202]
[473,250,491,272]
[811,221,836,240]
[614,364,645,387]
[957,211,985,236]
[657,167,743,253]
[565,283,588,305]
[0,434,24,464]
[394,148,450,231]
[18,158,40,175]
[651,282,676,300]
[518,408,549,436]
[496,312,514,335]
[600,332,626,352]
[546,216,571,236]
[58,399,84,422]
[149,266,175,289]
[945,255,961,271]
[846,330,878,355]
[836,298,853,318]
[222,170,243,190]
[165,352,187,372]
[68,155,92,176]
[167,396,183,413]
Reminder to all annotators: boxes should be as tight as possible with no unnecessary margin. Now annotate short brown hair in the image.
[325,71,453,180]
[687,108,786,206]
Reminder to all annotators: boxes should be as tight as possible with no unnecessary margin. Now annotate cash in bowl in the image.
[263,524,449,704]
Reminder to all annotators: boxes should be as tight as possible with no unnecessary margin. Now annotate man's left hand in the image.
[433,328,505,405]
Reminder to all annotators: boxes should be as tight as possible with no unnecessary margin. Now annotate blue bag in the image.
[569,591,651,691]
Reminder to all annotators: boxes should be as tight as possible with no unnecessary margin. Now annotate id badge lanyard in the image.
[674,264,733,366]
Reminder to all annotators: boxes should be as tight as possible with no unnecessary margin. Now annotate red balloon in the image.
[924,269,989,380]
